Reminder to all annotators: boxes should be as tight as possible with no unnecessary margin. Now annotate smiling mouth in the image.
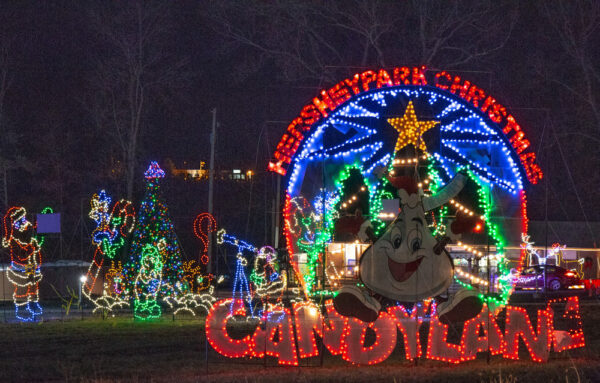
[388,257,423,282]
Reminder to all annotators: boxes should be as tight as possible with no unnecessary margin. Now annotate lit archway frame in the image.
[269,66,542,302]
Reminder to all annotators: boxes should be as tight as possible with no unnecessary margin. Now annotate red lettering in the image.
[460,305,505,360]
[387,302,430,360]
[504,306,553,362]
[488,102,507,123]
[251,307,298,365]
[502,115,521,135]
[481,95,497,113]
[341,312,397,365]
[376,69,393,88]
[548,297,585,352]
[412,66,427,85]
[268,161,286,175]
[320,301,348,355]
[520,152,543,184]
[328,81,351,107]
[510,131,530,154]
[434,71,453,90]
[206,299,253,358]
[299,104,321,126]
[393,67,411,85]
[466,85,486,108]
[344,74,361,95]
[294,303,323,358]
[360,70,378,91]
[312,90,336,117]
[286,117,304,141]
[426,309,463,364]
[450,77,471,98]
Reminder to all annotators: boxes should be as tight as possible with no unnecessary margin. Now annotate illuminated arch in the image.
[269,66,542,301]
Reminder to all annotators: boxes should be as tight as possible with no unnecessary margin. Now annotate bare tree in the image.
[87,1,190,199]
[205,0,517,84]
[542,0,600,134]
[411,0,517,68]
[0,12,29,210]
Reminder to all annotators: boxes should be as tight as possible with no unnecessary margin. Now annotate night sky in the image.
[1,1,599,258]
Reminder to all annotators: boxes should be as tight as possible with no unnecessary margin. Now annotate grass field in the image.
[1,301,600,382]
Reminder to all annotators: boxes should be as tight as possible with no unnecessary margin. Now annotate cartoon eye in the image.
[393,235,402,249]
[411,238,422,252]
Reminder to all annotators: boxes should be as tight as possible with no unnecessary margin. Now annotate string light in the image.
[503,305,553,362]
[206,297,585,364]
[388,101,439,153]
[123,162,184,303]
[460,304,505,360]
[277,83,533,308]
[547,296,585,352]
[133,240,166,320]
[270,67,541,186]
[250,246,286,318]
[84,190,135,313]
[193,213,217,265]
[2,207,43,322]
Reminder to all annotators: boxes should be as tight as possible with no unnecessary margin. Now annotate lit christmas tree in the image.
[123,162,184,300]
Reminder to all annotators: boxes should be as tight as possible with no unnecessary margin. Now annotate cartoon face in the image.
[11,209,34,244]
[359,192,453,302]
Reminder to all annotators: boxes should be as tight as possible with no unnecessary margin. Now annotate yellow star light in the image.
[388,101,439,153]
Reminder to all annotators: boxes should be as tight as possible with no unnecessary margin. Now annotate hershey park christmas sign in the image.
[206,66,585,365]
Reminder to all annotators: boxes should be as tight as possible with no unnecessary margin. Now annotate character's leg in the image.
[84,248,104,297]
[333,284,381,322]
[28,282,42,316]
[14,283,33,321]
[436,288,483,324]
[133,298,147,319]
[148,299,162,318]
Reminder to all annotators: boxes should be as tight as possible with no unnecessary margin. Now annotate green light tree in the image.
[123,162,184,300]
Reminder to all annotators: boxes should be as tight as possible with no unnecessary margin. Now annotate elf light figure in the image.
[133,239,166,320]
[250,246,286,318]
[2,207,43,322]
[84,190,135,312]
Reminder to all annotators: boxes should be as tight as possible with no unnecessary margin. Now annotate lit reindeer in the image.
[333,171,483,324]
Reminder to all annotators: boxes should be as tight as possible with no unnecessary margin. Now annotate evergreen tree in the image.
[123,162,184,299]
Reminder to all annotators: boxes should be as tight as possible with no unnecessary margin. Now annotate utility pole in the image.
[274,174,281,249]
[207,108,217,274]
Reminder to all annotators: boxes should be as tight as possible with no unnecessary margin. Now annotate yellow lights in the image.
[449,199,484,220]
[392,154,430,166]
[341,186,367,210]
[454,268,497,288]
[388,101,439,153]
[456,241,484,257]
[377,212,396,220]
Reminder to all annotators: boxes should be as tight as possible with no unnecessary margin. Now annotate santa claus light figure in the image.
[2,207,43,322]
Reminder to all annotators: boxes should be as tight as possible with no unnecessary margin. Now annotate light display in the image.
[163,214,223,316]
[84,190,135,313]
[250,246,286,317]
[522,235,584,278]
[2,207,43,322]
[225,65,589,366]
[388,100,439,153]
[216,229,258,317]
[268,67,546,325]
[206,297,584,365]
[133,240,165,320]
[194,213,217,265]
[124,162,184,301]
